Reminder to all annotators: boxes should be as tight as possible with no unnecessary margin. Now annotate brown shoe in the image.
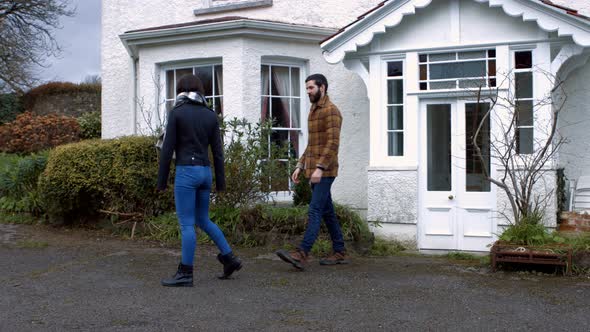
[276,249,308,270]
[319,251,350,266]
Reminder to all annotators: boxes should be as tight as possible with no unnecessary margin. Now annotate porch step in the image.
[558,211,590,233]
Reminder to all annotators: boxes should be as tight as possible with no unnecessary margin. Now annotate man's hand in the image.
[291,168,301,184]
[311,168,323,184]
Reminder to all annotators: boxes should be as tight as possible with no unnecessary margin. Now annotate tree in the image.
[469,69,567,225]
[0,1,75,93]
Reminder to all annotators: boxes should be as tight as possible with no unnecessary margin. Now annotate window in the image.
[164,64,223,113]
[419,49,496,90]
[514,51,534,155]
[261,64,302,191]
[387,61,404,156]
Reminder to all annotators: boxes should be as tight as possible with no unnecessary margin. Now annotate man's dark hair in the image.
[176,74,205,94]
[305,74,328,93]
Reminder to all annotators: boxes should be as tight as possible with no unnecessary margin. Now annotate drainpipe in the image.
[132,57,138,135]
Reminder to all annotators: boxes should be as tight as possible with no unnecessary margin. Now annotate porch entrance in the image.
[418,99,496,251]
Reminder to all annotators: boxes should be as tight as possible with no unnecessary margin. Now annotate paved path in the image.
[1,224,590,331]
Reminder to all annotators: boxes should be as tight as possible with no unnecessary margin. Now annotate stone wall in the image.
[28,91,101,118]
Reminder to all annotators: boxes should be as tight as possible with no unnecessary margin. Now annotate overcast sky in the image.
[39,0,101,83]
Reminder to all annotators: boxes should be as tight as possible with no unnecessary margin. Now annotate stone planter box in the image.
[490,241,572,275]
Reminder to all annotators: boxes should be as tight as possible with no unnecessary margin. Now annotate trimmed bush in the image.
[78,111,101,139]
[22,82,101,111]
[0,112,81,154]
[38,136,174,223]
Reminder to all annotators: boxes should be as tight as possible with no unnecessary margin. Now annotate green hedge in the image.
[38,136,174,223]
[0,93,24,125]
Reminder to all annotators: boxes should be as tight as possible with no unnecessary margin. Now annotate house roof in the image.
[125,16,328,34]
[120,16,337,59]
[321,0,590,64]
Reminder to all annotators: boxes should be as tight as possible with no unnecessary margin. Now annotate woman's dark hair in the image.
[176,74,205,95]
[305,73,328,93]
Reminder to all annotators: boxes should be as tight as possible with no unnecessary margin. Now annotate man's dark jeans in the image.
[299,177,345,254]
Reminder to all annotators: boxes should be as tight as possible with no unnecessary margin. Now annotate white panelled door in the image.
[418,99,496,251]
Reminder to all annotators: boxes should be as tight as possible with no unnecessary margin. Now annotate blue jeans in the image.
[174,165,232,266]
[299,177,345,254]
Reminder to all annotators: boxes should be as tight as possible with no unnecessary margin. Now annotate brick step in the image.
[559,219,590,227]
[557,224,590,232]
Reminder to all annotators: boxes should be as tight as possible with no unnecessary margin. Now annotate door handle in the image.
[448,195,454,200]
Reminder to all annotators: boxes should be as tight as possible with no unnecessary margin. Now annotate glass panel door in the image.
[427,104,452,191]
[465,103,491,192]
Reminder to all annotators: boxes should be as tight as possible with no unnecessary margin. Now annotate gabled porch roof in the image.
[320,0,590,64]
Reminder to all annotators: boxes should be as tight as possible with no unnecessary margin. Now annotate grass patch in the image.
[368,238,406,256]
[16,240,48,248]
[445,252,482,261]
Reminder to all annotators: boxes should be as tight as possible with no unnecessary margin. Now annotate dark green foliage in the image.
[292,175,312,206]
[499,213,566,246]
[213,117,293,208]
[78,111,101,139]
[38,136,174,223]
[0,93,24,125]
[22,82,101,111]
[0,152,48,215]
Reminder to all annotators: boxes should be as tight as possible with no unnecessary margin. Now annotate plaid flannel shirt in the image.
[296,95,342,178]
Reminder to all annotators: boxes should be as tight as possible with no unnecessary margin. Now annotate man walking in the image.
[276,74,349,270]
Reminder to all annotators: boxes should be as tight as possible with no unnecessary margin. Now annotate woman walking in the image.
[157,74,242,287]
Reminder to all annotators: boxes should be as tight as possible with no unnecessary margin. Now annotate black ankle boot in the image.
[161,263,193,287]
[217,252,242,279]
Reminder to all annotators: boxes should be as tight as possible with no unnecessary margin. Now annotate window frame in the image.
[385,59,405,157]
[512,49,535,155]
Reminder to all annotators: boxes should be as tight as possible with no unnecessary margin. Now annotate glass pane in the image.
[430,61,486,79]
[387,106,403,130]
[388,132,403,156]
[271,66,290,96]
[291,98,301,129]
[515,51,533,69]
[205,97,213,109]
[419,54,428,63]
[459,79,486,89]
[427,104,452,191]
[430,81,456,90]
[465,103,491,192]
[387,80,403,104]
[166,70,175,99]
[261,97,270,122]
[429,53,456,62]
[488,60,496,77]
[488,49,496,58]
[517,128,534,154]
[271,97,290,128]
[458,51,486,60]
[489,78,497,87]
[213,97,223,114]
[289,130,300,157]
[516,100,533,126]
[515,72,533,99]
[261,65,270,95]
[420,82,428,91]
[194,66,213,96]
[388,61,403,77]
[291,67,300,96]
[270,130,290,159]
[215,65,223,95]
[420,65,427,81]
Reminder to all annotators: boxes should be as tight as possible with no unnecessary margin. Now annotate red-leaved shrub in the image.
[0,112,81,153]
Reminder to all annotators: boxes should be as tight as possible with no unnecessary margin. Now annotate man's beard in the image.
[308,89,322,103]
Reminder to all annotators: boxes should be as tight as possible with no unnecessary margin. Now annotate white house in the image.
[102,0,590,252]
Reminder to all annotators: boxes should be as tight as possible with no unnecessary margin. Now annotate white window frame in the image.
[418,49,497,91]
[512,49,535,155]
[260,59,308,201]
[160,59,224,122]
[385,60,405,157]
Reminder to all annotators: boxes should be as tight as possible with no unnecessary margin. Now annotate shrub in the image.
[292,174,312,206]
[38,136,174,223]
[212,117,293,208]
[499,213,566,246]
[0,93,24,125]
[78,111,101,139]
[0,152,48,215]
[0,112,81,154]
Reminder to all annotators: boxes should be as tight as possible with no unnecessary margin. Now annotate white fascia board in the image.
[321,0,590,64]
[119,20,337,58]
